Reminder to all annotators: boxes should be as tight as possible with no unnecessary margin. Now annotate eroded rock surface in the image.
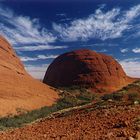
[43,49,135,93]
[0,36,58,116]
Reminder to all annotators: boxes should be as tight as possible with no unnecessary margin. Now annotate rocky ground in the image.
[0,101,140,140]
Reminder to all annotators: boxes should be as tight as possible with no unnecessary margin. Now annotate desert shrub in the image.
[101,93,123,101]
[0,105,59,129]
[128,93,140,101]
[59,86,95,104]
[59,85,91,93]
[58,88,95,108]
[60,85,82,92]
[77,91,95,101]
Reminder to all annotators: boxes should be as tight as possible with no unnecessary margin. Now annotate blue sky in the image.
[0,0,140,79]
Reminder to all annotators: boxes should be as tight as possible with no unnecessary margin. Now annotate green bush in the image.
[101,93,123,101]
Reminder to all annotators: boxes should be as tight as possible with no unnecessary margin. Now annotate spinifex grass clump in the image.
[101,93,124,101]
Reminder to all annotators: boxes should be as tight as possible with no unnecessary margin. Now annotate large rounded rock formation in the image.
[43,49,135,93]
[0,36,58,116]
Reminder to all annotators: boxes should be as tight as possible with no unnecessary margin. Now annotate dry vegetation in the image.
[0,81,139,139]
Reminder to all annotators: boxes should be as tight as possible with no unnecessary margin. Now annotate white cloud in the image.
[120,48,129,53]
[0,5,65,51]
[53,5,140,41]
[132,48,140,53]
[25,64,49,79]
[82,43,118,47]
[15,45,67,51]
[120,58,140,62]
[120,58,140,78]
[20,54,58,62]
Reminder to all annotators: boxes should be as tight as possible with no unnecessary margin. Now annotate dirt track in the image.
[0,103,140,140]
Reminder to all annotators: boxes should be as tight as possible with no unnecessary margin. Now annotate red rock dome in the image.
[0,36,58,116]
[43,49,135,93]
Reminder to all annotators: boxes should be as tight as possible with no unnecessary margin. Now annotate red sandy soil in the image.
[0,36,58,117]
[43,49,135,93]
[0,102,140,140]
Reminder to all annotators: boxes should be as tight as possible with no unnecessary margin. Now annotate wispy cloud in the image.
[120,48,129,53]
[0,4,66,51]
[53,5,140,42]
[21,54,58,62]
[82,43,118,47]
[132,48,140,53]
[15,44,67,52]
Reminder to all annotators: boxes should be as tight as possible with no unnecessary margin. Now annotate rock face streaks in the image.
[43,49,135,93]
[0,36,58,116]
